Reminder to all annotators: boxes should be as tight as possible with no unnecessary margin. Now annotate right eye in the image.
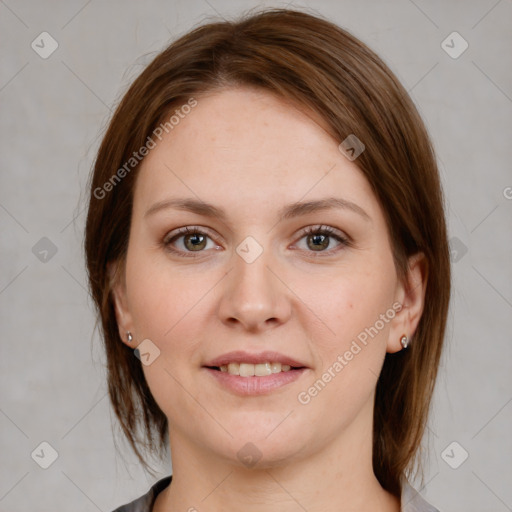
[162,226,221,257]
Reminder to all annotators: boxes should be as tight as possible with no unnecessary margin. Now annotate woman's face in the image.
[112,86,421,468]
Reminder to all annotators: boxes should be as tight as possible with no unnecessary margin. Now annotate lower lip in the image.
[204,367,308,396]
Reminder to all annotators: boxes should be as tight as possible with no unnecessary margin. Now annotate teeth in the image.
[218,362,295,377]
[239,363,254,377]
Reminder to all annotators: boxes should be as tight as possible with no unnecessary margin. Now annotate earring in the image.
[400,334,409,349]
[126,332,133,343]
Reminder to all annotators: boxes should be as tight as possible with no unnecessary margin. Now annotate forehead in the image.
[152,87,336,171]
[133,87,378,222]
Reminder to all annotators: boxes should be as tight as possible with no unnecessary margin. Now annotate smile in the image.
[214,362,298,376]
[204,365,307,395]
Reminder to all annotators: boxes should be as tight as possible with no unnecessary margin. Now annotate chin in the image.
[216,427,311,470]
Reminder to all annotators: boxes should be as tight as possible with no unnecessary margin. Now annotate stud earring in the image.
[400,334,409,349]
[126,332,133,343]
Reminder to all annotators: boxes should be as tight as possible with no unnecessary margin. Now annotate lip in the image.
[204,366,308,396]
[203,350,308,369]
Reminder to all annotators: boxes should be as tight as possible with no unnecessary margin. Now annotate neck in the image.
[153,399,401,512]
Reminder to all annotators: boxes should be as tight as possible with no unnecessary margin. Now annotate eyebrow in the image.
[144,196,371,222]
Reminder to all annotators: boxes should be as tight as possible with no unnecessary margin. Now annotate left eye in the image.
[295,225,349,253]
[162,225,349,257]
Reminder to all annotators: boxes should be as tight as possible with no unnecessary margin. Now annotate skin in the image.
[111,86,427,512]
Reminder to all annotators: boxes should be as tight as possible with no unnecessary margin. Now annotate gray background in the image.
[1,0,511,510]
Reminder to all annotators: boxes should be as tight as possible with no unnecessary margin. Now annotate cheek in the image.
[294,262,396,407]
[294,278,393,427]
[295,263,396,347]
[125,251,212,419]
[124,249,219,407]
[125,247,212,340]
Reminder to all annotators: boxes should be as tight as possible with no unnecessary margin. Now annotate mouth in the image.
[202,350,309,395]
[205,362,306,377]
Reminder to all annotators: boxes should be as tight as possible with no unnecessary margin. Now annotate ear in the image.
[386,252,428,353]
[108,260,135,347]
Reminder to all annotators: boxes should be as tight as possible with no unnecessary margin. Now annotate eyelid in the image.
[298,224,351,243]
[162,225,226,246]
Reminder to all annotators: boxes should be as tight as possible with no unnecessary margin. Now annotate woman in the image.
[85,8,450,512]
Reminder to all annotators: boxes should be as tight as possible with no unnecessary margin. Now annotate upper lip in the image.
[203,350,308,368]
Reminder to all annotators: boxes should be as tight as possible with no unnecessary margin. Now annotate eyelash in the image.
[162,225,351,258]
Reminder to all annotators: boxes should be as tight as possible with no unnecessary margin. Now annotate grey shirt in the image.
[112,475,440,511]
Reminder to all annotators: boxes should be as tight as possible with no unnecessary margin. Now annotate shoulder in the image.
[401,480,441,512]
[111,475,172,512]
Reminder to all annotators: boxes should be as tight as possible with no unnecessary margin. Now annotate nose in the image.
[217,245,292,333]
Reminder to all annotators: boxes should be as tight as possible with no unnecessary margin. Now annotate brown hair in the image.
[84,7,451,496]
